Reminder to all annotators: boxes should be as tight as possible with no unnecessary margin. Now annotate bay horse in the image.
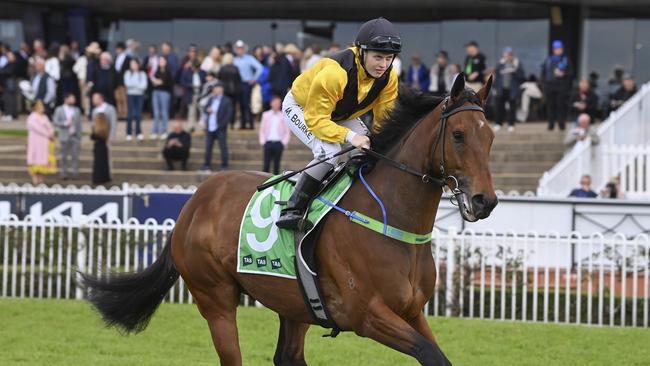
[82,74,497,366]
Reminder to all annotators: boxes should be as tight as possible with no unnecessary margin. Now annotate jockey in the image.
[276,17,401,229]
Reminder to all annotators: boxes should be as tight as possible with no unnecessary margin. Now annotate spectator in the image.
[76,42,101,115]
[26,100,56,185]
[124,58,148,141]
[177,44,199,118]
[449,63,461,81]
[201,47,222,74]
[144,44,159,78]
[463,41,487,92]
[198,71,220,125]
[162,120,191,171]
[32,39,47,59]
[160,42,179,80]
[52,93,82,179]
[69,40,81,60]
[517,75,543,122]
[16,42,30,80]
[233,40,263,130]
[564,113,599,149]
[600,176,625,199]
[151,56,173,140]
[609,74,636,113]
[90,52,116,106]
[493,47,525,132]
[90,112,111,185]
[143,44,158,113]
[126,38,140,59]
[181,59,206,133]
[570,79,599,122]
[607,67,625,103]
[252,45,266,64]
[257,54,274,112]
[30,58,57,115]
[180,44,199,73]
[302,45,322,72]
[568,174,598,198]
[259,95,290,174]
[428,51,453,96]
[217,53,242,129]
[201,82,234,172]
[541,40,573,131]
[283,44,302,78]
[113,42,131,120]
[405,55,429,92]
[0,51,19,121]
[268,49,295,100]
[44,44,61,82]
[90,92,118,143]
[57,44,80,107]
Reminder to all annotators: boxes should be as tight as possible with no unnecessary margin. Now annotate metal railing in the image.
[538,82,650,197]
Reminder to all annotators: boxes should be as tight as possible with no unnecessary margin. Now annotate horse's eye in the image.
[452,130,464,143]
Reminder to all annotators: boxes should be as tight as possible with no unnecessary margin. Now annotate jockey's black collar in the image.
[364,94,485,193]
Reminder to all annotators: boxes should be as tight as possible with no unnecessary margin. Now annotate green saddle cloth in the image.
[237,173,354,279]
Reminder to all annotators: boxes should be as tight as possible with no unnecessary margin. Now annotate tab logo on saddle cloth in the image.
[237,174,354,279]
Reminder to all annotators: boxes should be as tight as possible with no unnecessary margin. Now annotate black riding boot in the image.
[276,173,323,230]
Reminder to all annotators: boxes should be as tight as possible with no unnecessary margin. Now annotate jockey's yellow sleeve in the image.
[290,47,398,143]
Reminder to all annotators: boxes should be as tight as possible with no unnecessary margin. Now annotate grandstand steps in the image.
[0,119,566,193]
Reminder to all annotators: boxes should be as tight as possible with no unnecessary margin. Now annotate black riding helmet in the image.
[354,17,401,78]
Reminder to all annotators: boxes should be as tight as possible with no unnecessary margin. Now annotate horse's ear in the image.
[477,74,493,106]
[450,72,465,99]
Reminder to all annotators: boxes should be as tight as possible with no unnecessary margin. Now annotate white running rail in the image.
[538,82,650,197]
[1,216,648,328]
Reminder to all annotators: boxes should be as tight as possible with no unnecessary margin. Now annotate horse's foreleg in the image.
[273,315,310,366]
[410,311,436,342]
[356,302,451,366]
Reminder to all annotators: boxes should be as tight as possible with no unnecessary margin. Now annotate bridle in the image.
[364,95,485,197]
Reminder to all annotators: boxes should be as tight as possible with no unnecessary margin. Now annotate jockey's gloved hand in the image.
[350,134,371,150]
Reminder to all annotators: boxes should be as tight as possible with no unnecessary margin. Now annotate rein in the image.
[366,96,485,195]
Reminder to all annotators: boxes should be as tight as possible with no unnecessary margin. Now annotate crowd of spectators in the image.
[0,36,642,185]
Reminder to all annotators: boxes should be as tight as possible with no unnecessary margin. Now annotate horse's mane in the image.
[371,87,482,154]
[371,87,444,154]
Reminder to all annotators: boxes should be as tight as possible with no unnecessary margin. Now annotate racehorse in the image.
[82,74,497,366]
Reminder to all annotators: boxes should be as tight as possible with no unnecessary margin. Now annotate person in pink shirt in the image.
[259,95,291,174]
[27,100,57,185]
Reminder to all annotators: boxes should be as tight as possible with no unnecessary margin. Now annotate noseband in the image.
[364,95,485,195]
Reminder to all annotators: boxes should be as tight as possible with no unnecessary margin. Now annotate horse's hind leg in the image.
[273,315,310,366]
[193,283,243,366]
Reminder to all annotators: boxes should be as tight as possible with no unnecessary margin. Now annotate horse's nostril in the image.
[471,194,487,209]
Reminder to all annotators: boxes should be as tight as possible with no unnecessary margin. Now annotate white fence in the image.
[430,229,649,327]
[538,82,650,197]
[0,215,193,304]
[1,217,648,328]
[602,144,650,199]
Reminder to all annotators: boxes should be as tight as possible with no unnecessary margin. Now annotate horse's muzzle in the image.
[458,192,498,222]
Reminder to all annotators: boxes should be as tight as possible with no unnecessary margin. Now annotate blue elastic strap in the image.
[358,164,388,235]
[317,197,369,224]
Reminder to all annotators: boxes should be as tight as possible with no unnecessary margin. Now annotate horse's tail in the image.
[80,232,179,334]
